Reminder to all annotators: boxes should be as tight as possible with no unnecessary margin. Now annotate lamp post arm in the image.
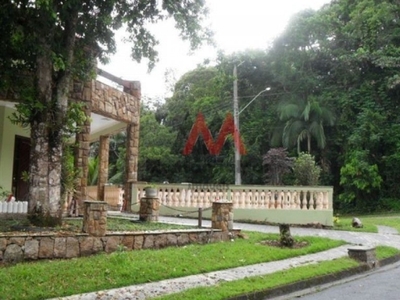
[238,89,268,115]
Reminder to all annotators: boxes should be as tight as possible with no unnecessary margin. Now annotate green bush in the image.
[293,153,321,185]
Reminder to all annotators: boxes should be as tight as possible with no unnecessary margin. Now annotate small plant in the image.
[21,171,30,182]
[116,244,127,253]
[0,185,11,201]
[145,183,158,188]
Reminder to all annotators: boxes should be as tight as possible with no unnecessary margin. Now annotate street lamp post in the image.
[233,76,270,185]
[233,65,241,185]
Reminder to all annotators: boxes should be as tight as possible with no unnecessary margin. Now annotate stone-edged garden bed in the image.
[0,228,241,265]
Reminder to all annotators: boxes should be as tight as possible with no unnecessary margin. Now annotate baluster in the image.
[312,191,317,210]
[284,191,290,209]
[323,191,329,209]
[300,191,306,210]
[198,190,203,208]
[280,191,285,209]
[265,191,270,209]
[252,190,258,208]
[185,188,192,207]
[243,189,249,208]
[275,191,282,209]
[281,191,286,209]
[171,188,177,206]
[211,190,217,202]
[315,192,323,210]
[190,190,199,207]
[237,190,244,208]
[231,190,236,207]
[259,191,265,208]
[291,191,297,209]
[273,190,279,209]
[270,190,275,209]
[205,190,211,207]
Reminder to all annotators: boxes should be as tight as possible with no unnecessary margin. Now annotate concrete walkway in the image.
[53,213,400,300]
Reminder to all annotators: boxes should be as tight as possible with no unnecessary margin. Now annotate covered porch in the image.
[0,68,141,215]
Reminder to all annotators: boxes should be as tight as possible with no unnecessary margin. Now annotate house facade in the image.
[0,69,141,214]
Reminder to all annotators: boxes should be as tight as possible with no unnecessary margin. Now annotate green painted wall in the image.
[131,204,334,227]
[0,106,30,193]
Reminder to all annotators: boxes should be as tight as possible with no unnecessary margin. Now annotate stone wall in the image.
[0,229,240,264]
[91,81,140,124]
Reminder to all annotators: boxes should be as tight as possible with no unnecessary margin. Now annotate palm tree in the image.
[274,97,335,154]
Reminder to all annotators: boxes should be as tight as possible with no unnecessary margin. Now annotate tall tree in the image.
[275,97,335,154]
[0,0,211,220]
[268,9,336,156]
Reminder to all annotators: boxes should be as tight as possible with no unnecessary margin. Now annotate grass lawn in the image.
[0,232,345,300]
[156,245,400,300]
[334,214,400,233]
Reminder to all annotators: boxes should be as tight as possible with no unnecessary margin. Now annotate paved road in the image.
[275,261,400,300]
[155,215,400,249]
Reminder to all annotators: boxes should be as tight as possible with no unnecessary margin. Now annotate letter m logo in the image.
[183,112,246,155]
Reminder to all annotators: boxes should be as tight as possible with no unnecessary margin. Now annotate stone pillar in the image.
[139,197,159,222]
[124,124,140,212]
[72,80,92,216]
[212,201,234,232]
[123,81,141,213]
[82,200,108,236]
[97,135,110,201]
[348,246,376,267]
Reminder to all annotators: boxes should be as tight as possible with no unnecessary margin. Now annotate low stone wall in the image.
[0,229,240,264]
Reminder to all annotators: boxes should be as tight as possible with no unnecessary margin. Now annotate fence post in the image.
[198,207,203,228]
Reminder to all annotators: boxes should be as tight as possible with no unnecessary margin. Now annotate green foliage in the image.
[1,0,211,214]
[138,108,180,183]
[293,153,321,186]
[0,185,10,200]
[340,150,382,208]
[87,156,99,186]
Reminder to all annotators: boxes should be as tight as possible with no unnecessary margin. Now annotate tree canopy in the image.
[109,0,400,213]
[0,0,211,219]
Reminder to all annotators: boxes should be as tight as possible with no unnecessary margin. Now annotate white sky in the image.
[99,0,332,99]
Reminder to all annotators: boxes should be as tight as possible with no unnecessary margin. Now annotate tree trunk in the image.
[279,224,294,247]
[28,12,78,224]
[28,49,63,224]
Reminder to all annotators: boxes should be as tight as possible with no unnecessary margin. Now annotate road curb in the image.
[227,254,400,300]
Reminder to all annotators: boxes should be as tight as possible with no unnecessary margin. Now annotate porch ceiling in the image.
[90,113,126,141]
[0,101,126,141]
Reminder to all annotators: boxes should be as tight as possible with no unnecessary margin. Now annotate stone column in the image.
[212,201,234,232]
[123,81,141,212]
[72,80,92,216]
[139,197,159,222]
[97,135,110,201]
[82,200,108,236]
[124,124,139,212]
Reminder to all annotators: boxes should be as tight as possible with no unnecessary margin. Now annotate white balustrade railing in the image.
[132,183,332,211]
[0,201,28,213]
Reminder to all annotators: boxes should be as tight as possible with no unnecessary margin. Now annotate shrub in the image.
[293,153,321,185]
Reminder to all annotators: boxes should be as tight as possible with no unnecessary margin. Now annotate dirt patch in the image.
[260,240,309,249]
